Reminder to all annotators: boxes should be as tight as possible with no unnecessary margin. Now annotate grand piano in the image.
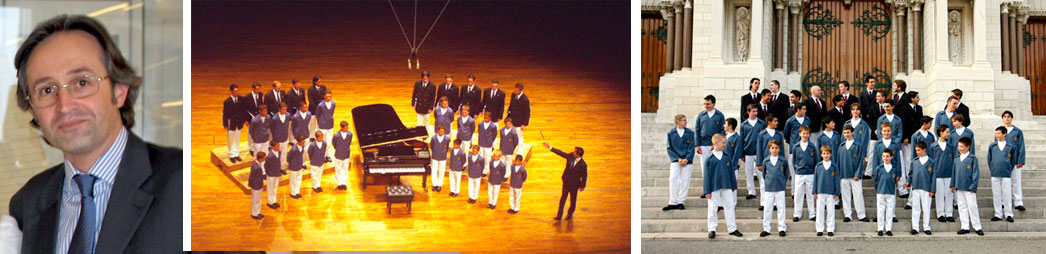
[353,104,432,189]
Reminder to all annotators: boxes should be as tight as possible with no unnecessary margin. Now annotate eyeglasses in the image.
[26,75,108,108]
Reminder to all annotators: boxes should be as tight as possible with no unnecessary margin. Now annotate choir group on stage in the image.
[222,72,551,219]
[665,77,1027,238]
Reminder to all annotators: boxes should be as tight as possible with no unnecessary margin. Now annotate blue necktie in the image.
[69,174,97,254]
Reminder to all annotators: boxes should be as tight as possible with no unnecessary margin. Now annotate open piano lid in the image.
[352,104,429,149]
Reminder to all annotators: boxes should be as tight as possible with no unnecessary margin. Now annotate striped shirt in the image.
[56,128,128,254]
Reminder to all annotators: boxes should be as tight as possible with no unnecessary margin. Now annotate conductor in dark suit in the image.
[482,79,507,122]
[896,91,923,145]
[9,15,182,253]
[412,71,437,128]
[285,78,306,113]
[264,80,286,117]
[891,80,911,115]
[436,74,459,113]
[804,85,827,135]
[458,74,483,117]
[858,76,878,121]
[740,78,761,120]
[507,83,531,143]
[768,81,790,131]
[243,82,263,119]
[544,142,588,221]
[307,75,327,115]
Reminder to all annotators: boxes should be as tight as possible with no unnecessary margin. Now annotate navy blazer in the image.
[285,88,306,113]
[315,101,336,129]
[467,154,486,178]
[667,128,696,163]
[436,82,459,110]
[264,89,286,116]
[308,141,328,167]
[332,131,353,160]
[249,161,265,190]
[242,92,263,118]
[551,147,588,190]
[412,81,437,114]
[510,165,528,188]
[223,96,246,130]
[477,121,498,147]
[449,148,467,172]
[288,144,305,171]
[507,93,531,126]
[249,114,271,143]
[306,84,327,115]
[459,84,483,117]
[269,113,291,142]
[488,160,507,184]
[482,88,507,121]
[264,150,282,177]
[499,127,519,155]
[804,97,827,133]
[455,115,477,141]
[434,107,454,134]
[291,111,312,140]
[430,135,451,161]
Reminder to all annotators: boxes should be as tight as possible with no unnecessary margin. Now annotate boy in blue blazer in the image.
[872,124,902,197]
[435,96,454,136]
[931,125,956,222]
[907,142,936,234]
[456,105,477,152]
[264,141,284,209]
[784,104,810,174]
[843,104,873,179]
[724,118,743,173]
[813,145,840,236]
[477,112,498,174]
[308,131,330,192]
[249,151,267,219]
[935,96,960,132]
[249,105,271,157]
[665,114,696,211]
[704,134,741,238]
[759,140,789,237]
[949,114,975,152]
[741,105,767,200]
[952,137,983,235]
[1001,111,1027,211]
[874,149,901,236]
[449,139,467,197]
[316,90,336,155]
[287,135,306,199]
[466,145,485,203]
[487,150,508,209]
[270,102,292,167]
[431,125,451,192]
[791,126,817,222]
[499,118,520,167]
[291,101,313,146]
[756,115,785,211]
[837,125,868,222]
[331,121,354,190]
[988,127,1017,222]
[508,155,528,214]
[695,95,725,178]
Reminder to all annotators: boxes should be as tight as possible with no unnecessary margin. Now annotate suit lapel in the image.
[23,167,64,254]
[95,134,155,253]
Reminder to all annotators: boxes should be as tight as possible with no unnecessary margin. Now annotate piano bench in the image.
[386,185,415,214]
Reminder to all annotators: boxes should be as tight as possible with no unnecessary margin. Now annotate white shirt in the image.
[461,116,471,124]
[437,135,446,143]
[919,156,929,164]
[796,116,806,124]
[910,103,917,109]
[439,107,450,115]
[946,111,955,119]
[726,132,737,140]
[1006,126,1014,133]
[955,127,966,135]
[712,150,723,160]
[960,152,970,162]
[747,118,758,127]
[824,131,834,139]
[885,114,895,122]
[705,109,717,118]
[769,156,779,166]
[823,161,832,170]
[324,101,333,110]
[339,131,348,139]
[918,129,928,137]
[278,113,286,122]
[493,160,501,168]
[998,141,1007,151]
[503,128,512,135]
[300,111,308,120]
[230,95,238,103]
[799,141,809,151]
[938,141,948,151]
[472,154,480,161]
[884,164,893,172]
[850,119,861,128]
[676,128,685,137]
[883,139,892,147]
[766,129,777,137]
[482,121,491,129]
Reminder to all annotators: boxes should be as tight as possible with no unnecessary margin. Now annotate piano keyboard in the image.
[370,166,426,174]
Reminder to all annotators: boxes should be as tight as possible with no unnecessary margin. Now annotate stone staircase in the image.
[641,113,1046,240]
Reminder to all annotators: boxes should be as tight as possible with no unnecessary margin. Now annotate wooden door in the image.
[1026,20,1046,115]
[642,15,667,112]
[802,0,893,100]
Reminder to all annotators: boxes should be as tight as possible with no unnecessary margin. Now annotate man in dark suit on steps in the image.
[458,74,483,118]
[740,78,761,120]
[482,79,507,123]
[544,142,588,221]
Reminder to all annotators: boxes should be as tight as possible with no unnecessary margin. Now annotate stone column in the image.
[684,0,694,69]
[1002,6,1010,72]
[896,2,909,74]
[775,0,786,70]
[1017,8,1028,77]
[1009,9,1019,74]
[973,0,990,67]
[788,0,802,73]
[675,4,684,71]
[912,0,923,71]
[663,8,675,74]
[709,0,725,63]
[748,0,765,65]
[934,0,950,64]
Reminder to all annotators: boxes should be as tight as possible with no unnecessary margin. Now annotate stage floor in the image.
[189,1,630,251]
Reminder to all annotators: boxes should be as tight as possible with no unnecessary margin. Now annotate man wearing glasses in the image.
[7,15,182,253]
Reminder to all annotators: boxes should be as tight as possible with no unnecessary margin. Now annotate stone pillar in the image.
[973,0,990,67]
[1009,9,1019,74]
[684,0,693,69]
[912,0,923,71]
[1002,6,1011,72]
[748,0,765,65]
[775,0,786,70]
[1017,12,1027,77]
[896,3,908,74]
[934,0,950,64]
[788,0,801,73]
[709,0,725,64]
[663,8,675,74]
[674,4,684,71]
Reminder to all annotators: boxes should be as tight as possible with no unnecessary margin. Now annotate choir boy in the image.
[431,125,451,192]
[332,121,353,190]
[499,118,520,166]
[435,96,455,137]
[951,137,983,235]
[759,140,789,237]
[988,127,1017,223]
[907,142,936,234]
[791,126,817,222]
[874,149,901,236]
[449,139,467,197]
[756,115,784,210]
[488,150,508,209]
[264,141,284,209]
[704,134,741,238]
[478,111,498,174]
[456,105,477,152]
[813,145,840,236]
[467,145,485,203]
[287,135,306,199]
[932,125,956,222]
[249,151,266,219]
[837,125,869,222]
[741,105,767,200]
[508,155,528,214]
[1001,111,1027,211]
[249,104,271,157]
[308,131,330,192]
[665,114,696,211]
[695,95,725,176]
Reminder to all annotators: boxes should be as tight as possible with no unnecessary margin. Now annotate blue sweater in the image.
[834,140,865,179]
[499,127,519,155]
[948,128,975,152]
[987,142,1017,178]
[908,157,936,192]
[761,156,790,192]
[876,114,903,142]
[910,130,936,158]
[477,121,498,147]
[456,115,476,141]
[928,141,955,178]
[430,135,451,161]
[843,119,872,149]
[291,111,312,140]
[703,152,737,194]
[814,161,841,195]
[332,131,353,160]
[871,138,902,172]
[756,129,785,167]
[307,141,327,167]
[740,119,767,156]
[694,110,725,146]
[1005,126,1026,165]
[817,131,841,154]
[510,165,528,188]
[667,128,697,164]
[269,113,291,142]
[249,115,271,143]
[873,164,901,195]
[287,144,305,171]
[449,148,467,172]
[934,111,956,132]
[488,160,507,184]
[783,116,810,145]
[792,142,819,175]
[467,154,485,178]
[951,154,980,192]
[316,101,336,129]
[725,133,744,169]
[434,107,454,135]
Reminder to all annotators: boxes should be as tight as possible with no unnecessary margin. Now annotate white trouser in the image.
[310,164,324,189]
[501,156,514,169]
[707,189,737,232]
[480,147,493,174]
[250,142,268,158]
[266,176,279,204]
[488,183,502,206]
[460,139,472,153]
[227,129,241,158]
[793,174,815,218]
[810,132,821,147]
[876,194,896,231]
[898,145,911,198]
[992,177,1014,218]
[698,146,712,177]
[247,131,254,154]
[935,178,954,217]
[911,189,932,231]
[513,126,524,145]
[785,147,795,181]
[319,129,333,157]
[762,191,787,233]
[417,113,431,127]
[468,177,482,200]
[251,189,263,216]
[431,159,447,187]
[865,142,877,176]
[288,170,302,196]
[334,158,349,186]
[449,170,463,194]
[744,155,764,196]
[277,141,289,167]
[510,187,523,211]
[841,178,867,219]
[1012,166,1024,206]
[668,163,694,205]
[816,194,836,233]
[955,190,982,230]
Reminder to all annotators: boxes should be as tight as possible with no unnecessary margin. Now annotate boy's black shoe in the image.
[957,229,969,235]
[679,204,686,210]
[975,230,984,235]
[885,231,893,236]
[810,217,816,221]
[827,232,834,236]
[708,232,715,239]
[793,217,800,222]
[835,204,841,210]
[729,231,743,237]
[863,175,872,180]
[1006,216,1014,222]
[662,205,674,211]
[1016,205,1026,211]
[925,230,932,235]
[468,199,476,204]
[314,187,323,193]
[251,214,263,220]
[779,231,786,236]
[816,232,823,236]
[893,218,898,222]
[911,230,918,235]
[877,231,883,236]
[938,216,946,222]
[843,217,851,222]
[947,217,955,222]
[718,206,724,211]
[904,205,912,210]
[746,194,756,200]
[991,217,1002,221]
[760,231,770,237]
[759,206,764,211]
[859,217,870,222]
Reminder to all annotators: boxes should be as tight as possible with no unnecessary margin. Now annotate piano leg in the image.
[408,201,412,214]
[363,173,368,189]
[387,202,391,214]
[423,174,428,190]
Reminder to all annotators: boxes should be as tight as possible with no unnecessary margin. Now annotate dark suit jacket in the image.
[241,92,263,118]
[864,103,884,140]
[897,103,923,142]
[769,92,789,131]
[436,83,459,111]
[740,92,759,120]
[9,133,182,254]
[755,103,771,120]
[892,92,911,114]
[307,85,327,114]
[827,107,847,133]
[285,88,306,113]
[858,89,877,117]
[412,81,437,114]
[805,97,827,132]
[840,93,859,117]
[458,84,483,116]
[223,96,246,130]
[551,147,588,190]
[264,89,286,116]
[482,88,507,122]
[953,103,971,127]
[507,93,531,126]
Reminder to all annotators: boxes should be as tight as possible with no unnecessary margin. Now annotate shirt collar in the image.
[64,127,129,193]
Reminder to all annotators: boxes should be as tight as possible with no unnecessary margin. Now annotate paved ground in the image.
[642,235,1046,253]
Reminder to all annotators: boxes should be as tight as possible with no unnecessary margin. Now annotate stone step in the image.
[640,197,1046,208]
[641,231,1046,241]
[641,218,1046,233]
[639,167,1046,179]
[640,186,1046,200]
[640,207,1046,220]
[639,177,1046,191]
